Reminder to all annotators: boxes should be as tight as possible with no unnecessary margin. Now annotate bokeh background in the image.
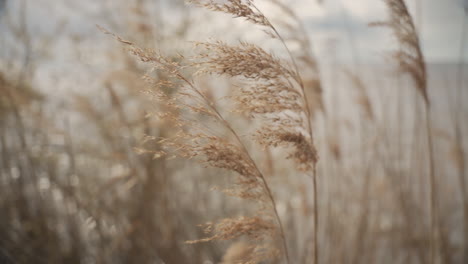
[0,0,467,263]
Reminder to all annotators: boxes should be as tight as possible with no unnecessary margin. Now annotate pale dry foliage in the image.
[373,0,428,104]
[193,40,317,171]
[345,70,374,121]
[3,0,466,263]
[101,0,321,263]
[269,0,325,118]
[220,241,255,264]
[188,0,271,27]
[99,34,283,264]
[376,0,440,263]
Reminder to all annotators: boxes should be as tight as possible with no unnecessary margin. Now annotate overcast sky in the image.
[0,0,466,125]
[1,0,467,66]
[293,0,468,63]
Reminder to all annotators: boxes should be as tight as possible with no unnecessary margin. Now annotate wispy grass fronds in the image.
[373,0,428,105]
[101,0,323,261]
[100,26,290,263]
[193,40,317,171]
[269,0,325,117]
[188,0,271,27]
[375,1,438,263]
[193,41,294,80]
[187,216,277,243]
[188,1,321,263]
[220,241,256,264]
[189,217,281,263]
[345,70,374,122]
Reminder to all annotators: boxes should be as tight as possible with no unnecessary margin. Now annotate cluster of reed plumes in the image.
[102,0,464,263]
[101,1,319,262]
[0,0,467,263]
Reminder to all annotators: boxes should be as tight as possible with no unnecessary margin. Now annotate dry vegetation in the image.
[0,0,467,263]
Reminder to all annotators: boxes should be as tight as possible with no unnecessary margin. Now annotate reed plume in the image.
[375,0,438,262]
[100,0,321,262]
[188,1,321,262]
[100,29,291,263]
[374,0,428,104]
[191,0,322,261]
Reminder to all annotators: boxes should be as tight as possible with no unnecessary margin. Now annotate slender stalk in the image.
[220,111,291,264]
[102,27,292,263]
[258,13,319,264]
[179,75,291,264]
[455,10,467,263]
[245,4,320,262]
[272,27,319,264]
[424,103,438,264]
[381,1,438,261]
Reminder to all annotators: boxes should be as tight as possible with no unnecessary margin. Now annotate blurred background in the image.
[0,0,467,263]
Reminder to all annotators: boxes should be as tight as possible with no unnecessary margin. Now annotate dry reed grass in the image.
[374,0,438,262]
[99,1,323,263]
[0,0,466,263]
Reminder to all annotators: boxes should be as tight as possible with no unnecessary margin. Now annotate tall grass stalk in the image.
[456,8,467,263]
[377,0,438,262]
[186,1,320,263]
